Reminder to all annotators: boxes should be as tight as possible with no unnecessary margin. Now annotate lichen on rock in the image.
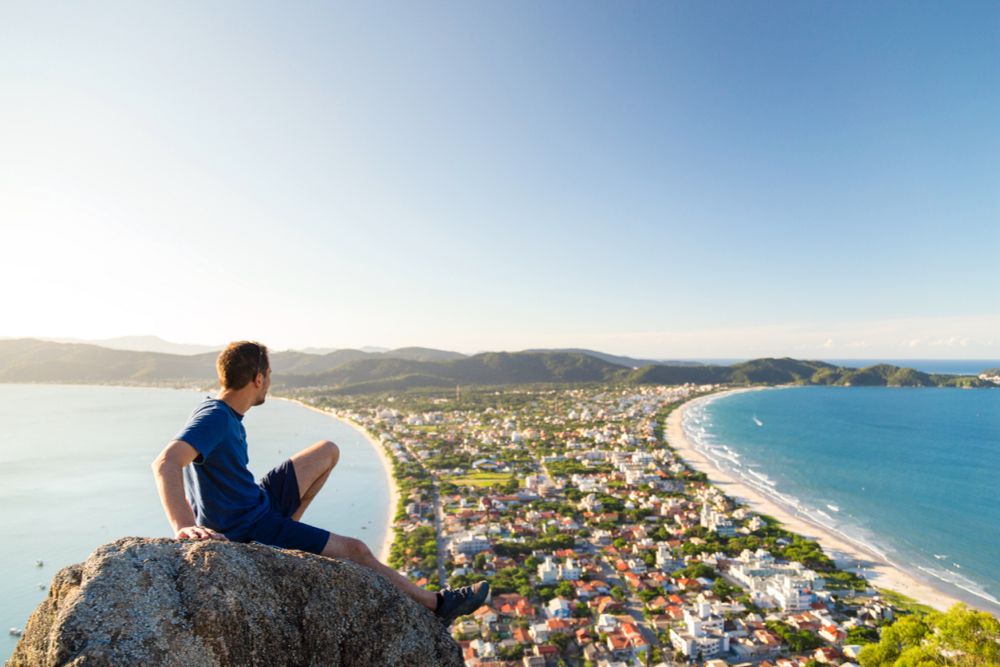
[8,537,463,666]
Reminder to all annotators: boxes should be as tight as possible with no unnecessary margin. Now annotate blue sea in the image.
[0,384,391,661]
[683,386,1000,614]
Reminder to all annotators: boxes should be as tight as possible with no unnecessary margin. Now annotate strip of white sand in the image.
[276,398,399,563]
[667,389,961,612]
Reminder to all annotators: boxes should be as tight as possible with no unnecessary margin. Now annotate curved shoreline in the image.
[338,416,399,564]
[667,389,964,612]
[275,398,398,563]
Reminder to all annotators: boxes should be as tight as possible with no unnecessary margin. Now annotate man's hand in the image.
[175,525,228,541]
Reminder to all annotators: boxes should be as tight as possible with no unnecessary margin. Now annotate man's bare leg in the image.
[290,440,339,521]
[322,532,438,610]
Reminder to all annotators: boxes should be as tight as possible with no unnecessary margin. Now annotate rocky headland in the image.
[8,537,462,667]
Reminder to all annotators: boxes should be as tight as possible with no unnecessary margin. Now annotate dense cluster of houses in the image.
[317,385,903,667]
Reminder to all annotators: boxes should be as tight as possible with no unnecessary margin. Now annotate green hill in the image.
[522,348,701,368]
[628,358,992,389]
[835,364,934,387]
[281,352,628,390]
[0,339,992,392]
[730,358,840,384]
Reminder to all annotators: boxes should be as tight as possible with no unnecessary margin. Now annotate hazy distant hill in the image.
[0,340,991,391]
[522,348,703,368]
[0,340,469,386]
[381,347,467,362]
[41,335,222,356]
[297,346,457,359]
[300,346,389,355]
[0,339,217,384]
[270,347,466,375]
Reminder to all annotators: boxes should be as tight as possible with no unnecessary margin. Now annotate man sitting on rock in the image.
[152,340,488,626]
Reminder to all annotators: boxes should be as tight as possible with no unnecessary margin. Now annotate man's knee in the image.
[320,440,340,470]
[345,537,374,564]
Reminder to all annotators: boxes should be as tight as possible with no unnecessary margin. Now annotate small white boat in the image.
[34,560,43,568]
[752,416,764,427]
[9,628,22,637]
[954,563,962,569]
[827,504,840,513]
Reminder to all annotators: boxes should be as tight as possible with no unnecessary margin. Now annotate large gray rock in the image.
[8,537,463,666]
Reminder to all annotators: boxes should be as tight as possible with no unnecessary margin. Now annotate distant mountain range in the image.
[0,339,994,392]
[18,335,224,356]
[520,348,703,368]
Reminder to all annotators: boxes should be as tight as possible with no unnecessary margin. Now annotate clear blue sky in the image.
[1,2,997,357]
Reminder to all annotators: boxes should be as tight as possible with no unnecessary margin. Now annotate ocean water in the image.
[0,384,390,660]
[682,386,1000,614]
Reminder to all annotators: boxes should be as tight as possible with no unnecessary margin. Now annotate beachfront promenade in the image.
[295,385,971,667]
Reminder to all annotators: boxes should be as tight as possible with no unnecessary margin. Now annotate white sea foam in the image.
[917,566,1000,606]
[747,469,776,486]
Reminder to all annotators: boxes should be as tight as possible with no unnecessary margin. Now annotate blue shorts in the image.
[243,459,330,555]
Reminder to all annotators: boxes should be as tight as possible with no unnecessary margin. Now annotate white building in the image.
[450,532,491,557]
[595,613,619,634]
[537,556,559,584]
[728,549,824,611]
[546,597,572,619]
[656,543,674,570]
[669,605,732,659]
[700,502,737,537]
[559,557,581,581]
[579,493,603,513]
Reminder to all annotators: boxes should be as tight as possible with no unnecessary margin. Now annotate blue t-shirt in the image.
[175,398,270,539]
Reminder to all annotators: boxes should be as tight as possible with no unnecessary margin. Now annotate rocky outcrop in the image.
[8,537,463,666]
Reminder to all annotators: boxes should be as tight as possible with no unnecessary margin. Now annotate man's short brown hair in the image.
[216,341,269,389]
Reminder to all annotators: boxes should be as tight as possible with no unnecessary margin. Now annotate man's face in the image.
[254,367,271,406]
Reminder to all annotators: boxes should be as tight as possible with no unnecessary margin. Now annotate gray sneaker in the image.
[435,581,490,626]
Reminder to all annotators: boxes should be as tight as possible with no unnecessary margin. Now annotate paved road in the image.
[433,486,447,588]
[396,436,448,588]
[594,550,659,648]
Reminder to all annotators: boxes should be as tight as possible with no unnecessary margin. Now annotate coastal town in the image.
[298,384,912,667]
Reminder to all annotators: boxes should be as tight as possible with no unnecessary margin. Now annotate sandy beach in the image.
[667,389,962,612]
[276,398,399,563]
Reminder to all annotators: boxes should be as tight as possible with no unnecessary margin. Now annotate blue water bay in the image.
[685,386,1000,614]
[0,384,390,662]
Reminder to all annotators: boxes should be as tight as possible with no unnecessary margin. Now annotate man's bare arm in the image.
[151,440,227,540]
